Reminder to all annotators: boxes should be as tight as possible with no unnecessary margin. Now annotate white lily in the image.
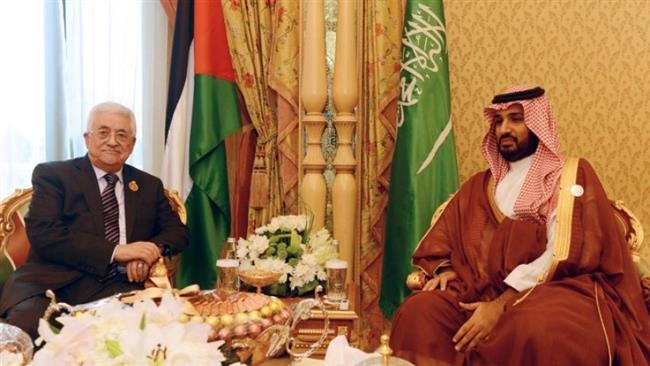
[33,294,235,365]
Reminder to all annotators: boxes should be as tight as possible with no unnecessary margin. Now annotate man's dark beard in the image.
[499,133,539,161]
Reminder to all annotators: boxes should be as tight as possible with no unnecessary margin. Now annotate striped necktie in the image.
[102,173,120,280]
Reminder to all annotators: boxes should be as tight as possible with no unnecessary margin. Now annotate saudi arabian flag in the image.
[161,0,240,289]
[380,0,459,319]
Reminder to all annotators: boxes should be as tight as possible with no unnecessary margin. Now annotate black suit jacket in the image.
[0,156,188,312]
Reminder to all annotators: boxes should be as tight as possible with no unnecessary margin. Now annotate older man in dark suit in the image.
[0,102,189,339]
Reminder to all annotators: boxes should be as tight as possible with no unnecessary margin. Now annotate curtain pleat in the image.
[357,0,404,350]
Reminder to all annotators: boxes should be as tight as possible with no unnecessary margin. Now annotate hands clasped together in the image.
[114,241,162,283]
[422,269,511,353]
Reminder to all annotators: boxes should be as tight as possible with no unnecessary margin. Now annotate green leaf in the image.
[287,246,303,258]
[264,282,289,297]
[48,323,61,334]
[105,339,123,358]
[301,230,310,244]
[297,280,319,295]
[290,230,302,248]
[140,313,146,330]
[286,246,299,256]
[273,233,291,241]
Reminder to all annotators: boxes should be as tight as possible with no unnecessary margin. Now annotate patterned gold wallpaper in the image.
[444,0,650,262]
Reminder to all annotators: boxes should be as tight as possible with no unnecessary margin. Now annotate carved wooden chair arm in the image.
[406,271,429,291]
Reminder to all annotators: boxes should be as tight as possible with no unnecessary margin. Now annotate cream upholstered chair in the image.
[0,187,186,288]
[405,198,650,309]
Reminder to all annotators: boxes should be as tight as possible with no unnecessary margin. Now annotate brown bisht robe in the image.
[390,159,650,365]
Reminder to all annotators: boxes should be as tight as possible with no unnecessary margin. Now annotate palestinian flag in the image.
[161,0,241,289]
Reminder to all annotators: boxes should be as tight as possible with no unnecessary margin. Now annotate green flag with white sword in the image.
[380,0,459,318]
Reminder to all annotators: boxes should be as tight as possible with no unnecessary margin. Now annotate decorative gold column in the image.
[300,0,328,231]
[332,0,358,282]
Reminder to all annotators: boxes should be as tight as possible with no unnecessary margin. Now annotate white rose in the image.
[250,235,270,256]
[301,253,317,266]
[308,228,331,248]
[267,219,281,233]
[294,215,308,231]
[236,245,249,259]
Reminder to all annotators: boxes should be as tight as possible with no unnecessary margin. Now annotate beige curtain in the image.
[221,0,300,230]
[269,0,300,215]
[358,0,404,350]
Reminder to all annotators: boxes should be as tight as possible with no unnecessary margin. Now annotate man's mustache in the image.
[499,133,518,144]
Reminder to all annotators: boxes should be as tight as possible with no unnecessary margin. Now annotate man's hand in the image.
[126,260,150,282]
[452,288,516,352]
[423,270,458,291]
[114,241,161,265]
[452,300,503,352]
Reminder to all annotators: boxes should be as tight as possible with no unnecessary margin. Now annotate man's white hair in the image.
[86,102,137,136]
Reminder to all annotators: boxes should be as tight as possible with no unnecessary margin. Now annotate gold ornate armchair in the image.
[162,189,186,284]
[0,188,33,274]
[405,198,650,309]
[0,188,186,287]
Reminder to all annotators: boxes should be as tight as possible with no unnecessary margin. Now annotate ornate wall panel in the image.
[444,0,650,262]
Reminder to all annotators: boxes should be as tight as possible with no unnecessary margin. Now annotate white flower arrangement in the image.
[32,292,245,366]
[254,215,308,235]
[237,215,338,296]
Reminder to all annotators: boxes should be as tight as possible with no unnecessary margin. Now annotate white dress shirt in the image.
[494,156,556,292]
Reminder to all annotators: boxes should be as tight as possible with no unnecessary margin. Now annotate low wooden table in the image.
[259,357,323,366]
[280,284,359,359]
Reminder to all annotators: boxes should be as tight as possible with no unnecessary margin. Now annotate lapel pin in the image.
[128,180,139,192]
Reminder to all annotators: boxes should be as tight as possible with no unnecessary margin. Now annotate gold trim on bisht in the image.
[486,176,506,223]
[545,157,580,282]
[410,193,457,277]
